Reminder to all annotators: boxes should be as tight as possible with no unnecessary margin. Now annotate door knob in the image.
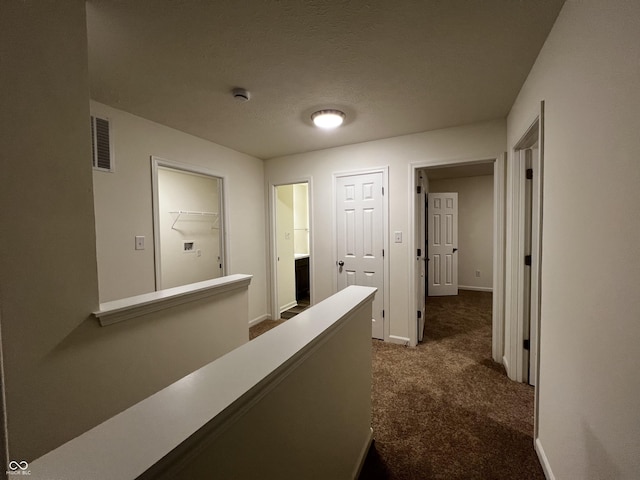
[337,260,344,267]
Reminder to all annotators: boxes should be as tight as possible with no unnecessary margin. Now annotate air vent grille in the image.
[91,115,113,171]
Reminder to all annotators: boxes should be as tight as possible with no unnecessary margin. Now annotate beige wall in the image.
[507,0,640,477]
[293,183,310,255]
[91,101,268,323]
[0,0,96,460]
[429,175,493,290]
[265,120,506,341]
[0,2,263,461]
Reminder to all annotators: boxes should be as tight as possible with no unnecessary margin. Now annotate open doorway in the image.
[410,156,506,353]
[416,162,495,342]
[151,157,226,290]
[273,182,311,320]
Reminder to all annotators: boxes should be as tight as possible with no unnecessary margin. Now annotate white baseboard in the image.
[535,437,555,480]
[459,285,493,292]
[388,335,411,346]
[248,314,270,327]
[279,301,297,314]
[502,354,510,374]
[352,427,374,480]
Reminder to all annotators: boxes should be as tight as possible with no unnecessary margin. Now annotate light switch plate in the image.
[394,231,402,243]
[135,236,145,250]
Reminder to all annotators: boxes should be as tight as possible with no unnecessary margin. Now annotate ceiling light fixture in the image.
[311,109,345,129]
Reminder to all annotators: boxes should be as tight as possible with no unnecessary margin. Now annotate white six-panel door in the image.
[336,172,384,339]
[427,192,458,296]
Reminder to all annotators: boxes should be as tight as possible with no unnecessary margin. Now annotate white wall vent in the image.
[90,115,113,172]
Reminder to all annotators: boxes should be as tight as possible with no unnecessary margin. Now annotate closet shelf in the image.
[169,210,219,230]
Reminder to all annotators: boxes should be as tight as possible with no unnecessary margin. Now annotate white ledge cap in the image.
[93,274,252,326]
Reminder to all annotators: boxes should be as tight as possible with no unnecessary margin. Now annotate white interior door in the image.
[427,192,458,296]
[336,172,384,339]
[416,173,427,342]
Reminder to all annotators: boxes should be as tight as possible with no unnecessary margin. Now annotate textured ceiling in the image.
[86,0,564,160]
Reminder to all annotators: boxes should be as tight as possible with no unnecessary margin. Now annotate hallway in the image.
[360,290,542,479]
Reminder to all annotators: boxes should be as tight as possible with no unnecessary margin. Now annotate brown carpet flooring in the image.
[280,297,311,320]
[249,290,542,480]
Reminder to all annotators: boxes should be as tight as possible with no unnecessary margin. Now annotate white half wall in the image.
[429,175,494,290]
[91,101,268,322]
[264,120,506,340]
[507,0,640,477]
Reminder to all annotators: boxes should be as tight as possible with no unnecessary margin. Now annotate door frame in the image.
[332,167,390,341]
[505,102,544,392]
[416,172,427,341]
[408,156,506,351]
[150,156,229,291]
[268,178,314,321]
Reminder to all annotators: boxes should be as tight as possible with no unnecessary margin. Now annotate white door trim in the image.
[332,167,389,341]
[534,101,545,442]
[150,156,229,291]
[408,156,505,351]
[505,106,544,386]
[492,153,507,362]
[268,178,314,321]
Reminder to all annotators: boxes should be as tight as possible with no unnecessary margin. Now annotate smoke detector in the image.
[232,87,250,102]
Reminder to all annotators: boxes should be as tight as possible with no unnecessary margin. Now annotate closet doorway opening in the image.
[151,157,227,290]
[272,182,311,320]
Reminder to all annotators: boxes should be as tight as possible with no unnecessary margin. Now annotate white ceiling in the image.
[86,0,564,160]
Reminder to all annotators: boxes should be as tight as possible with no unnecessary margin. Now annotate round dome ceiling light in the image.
[311,109,345,129]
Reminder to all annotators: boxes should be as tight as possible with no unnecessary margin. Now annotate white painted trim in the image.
[535,437,555,480]
[268,184,278,321]
[408,156,504,349]
[248,314,271,328]
[533,100,546,442]
[459,286,493,292]
[388,335,411,346]
[492,153,507,363]
[352,427,374,480]
[505,107,544,385]
[93,274,252,326]
[150,156,230,291]
[279,301,297,314]
[502,355,510,374]
[332,167,390,342]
